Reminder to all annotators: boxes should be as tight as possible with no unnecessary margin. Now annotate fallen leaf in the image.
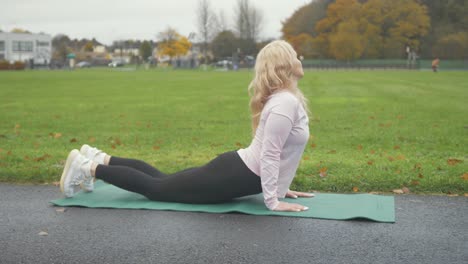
[111,145,116,149]
[34,154,51,162]
[395,170,401,174]
[24,155,30,160]
[352,186,359,192]
[418,173,424,178]
[414,163,422,170]
[367,160,374,165]
[88,136,96,143]
[396,155,405,160]
[319,167,327,178]
[411,180,420,186]
[14,124,21,134]
[388,156,395,162]
[303,156,309,160]
[55,208,66,213]
[310,143,316,148]
[464,193,468,197]
[393,189,404,194]
[235,142,242,147]
[7,150,12,155]
[52,181,60,186]
[396,115,404,119]
[461,173,468,180]
[402,187,410,194]
[328,150,336,154]
[447,194,459,197]
[369,116,375,120]
[357,145,363,151]
[38,231,48,236]
[393,145,400,150]
[53,133,62,139]
[447,159,462,166]
[370,150,375,154]
[70,138,78,143]
[152,145,160,150]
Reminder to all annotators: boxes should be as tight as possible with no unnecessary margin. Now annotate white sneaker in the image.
[80,144,107,164]
[60,149,94,198]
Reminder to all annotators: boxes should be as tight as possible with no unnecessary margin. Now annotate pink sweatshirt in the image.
[237,91,309,210]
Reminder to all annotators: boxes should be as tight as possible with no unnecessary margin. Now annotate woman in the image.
[60,40,314,212]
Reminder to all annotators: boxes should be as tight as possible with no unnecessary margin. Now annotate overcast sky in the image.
[1,0,310,45]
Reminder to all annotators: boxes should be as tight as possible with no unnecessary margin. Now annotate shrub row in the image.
[0,60,26,70]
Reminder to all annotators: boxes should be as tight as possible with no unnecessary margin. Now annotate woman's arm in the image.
[260,112,294,210]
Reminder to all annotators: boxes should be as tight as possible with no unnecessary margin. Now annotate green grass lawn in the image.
[0,68,466,195]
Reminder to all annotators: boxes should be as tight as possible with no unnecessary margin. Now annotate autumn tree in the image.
[313,0,430,60]
[157,27,192,59]
[288,33,316,58]
[11,28,31,33]
[83,41,94,52]
[282,0,332,40]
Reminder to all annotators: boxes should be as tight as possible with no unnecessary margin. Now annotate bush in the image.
[12,61,26,70]
[0,60,26,70]
[0,60,9,70]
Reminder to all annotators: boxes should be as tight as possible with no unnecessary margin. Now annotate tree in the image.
[234,0,263,42]
[288,33,316,58]
[313,0,430,59]
[329,20,365,61]
[214,10,229,34]
[211,30,237,59]
[433,32,468,59]
[196,0,216,59]
[139,41,152,62]
[282,0,332,40]
[83,41,94,52]
[419,0,468,58]
[11,28,31,33]
[157,27,192,59]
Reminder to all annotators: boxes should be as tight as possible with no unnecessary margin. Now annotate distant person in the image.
[59,40,314,212]
[432,58,440,72]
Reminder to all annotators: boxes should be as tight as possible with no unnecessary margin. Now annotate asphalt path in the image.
[0,184,466,264]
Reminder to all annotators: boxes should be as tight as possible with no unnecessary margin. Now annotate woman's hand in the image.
[286,190,315,199]
[273,201,308,212]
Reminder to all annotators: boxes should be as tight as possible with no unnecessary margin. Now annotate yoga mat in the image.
[51,180,395,223]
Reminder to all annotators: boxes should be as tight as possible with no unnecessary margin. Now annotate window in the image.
[0,41,4,51]
[12,41,33,52]
[36,41,49,47]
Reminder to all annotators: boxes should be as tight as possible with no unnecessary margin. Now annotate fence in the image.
[301,59,468,70]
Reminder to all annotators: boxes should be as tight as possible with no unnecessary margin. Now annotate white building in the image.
[0,32,52,64]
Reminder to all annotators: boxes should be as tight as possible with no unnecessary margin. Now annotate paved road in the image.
[0,184,467,264]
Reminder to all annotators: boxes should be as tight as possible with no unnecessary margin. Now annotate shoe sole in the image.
[60,150,80,195]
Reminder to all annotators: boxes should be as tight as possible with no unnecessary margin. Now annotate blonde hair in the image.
[248,40,309,134]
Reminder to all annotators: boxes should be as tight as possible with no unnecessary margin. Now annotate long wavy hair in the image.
[248,40,309,135]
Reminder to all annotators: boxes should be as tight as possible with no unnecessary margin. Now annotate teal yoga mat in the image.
[51,180,395,223]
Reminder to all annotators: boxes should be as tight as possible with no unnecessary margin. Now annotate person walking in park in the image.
[432,58,440,72]
[60,40,314,212]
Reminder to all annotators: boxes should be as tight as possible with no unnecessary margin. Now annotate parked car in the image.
[108,61,124,67]
[215,58,232,68]
[76,61,92,68]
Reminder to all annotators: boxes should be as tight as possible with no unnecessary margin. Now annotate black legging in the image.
[95,151,263,204]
